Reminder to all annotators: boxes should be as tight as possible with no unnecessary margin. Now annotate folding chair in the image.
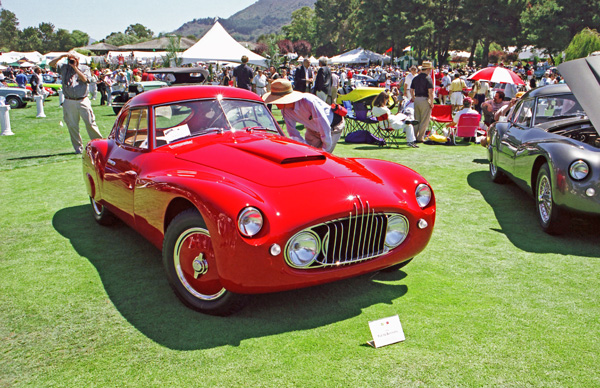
[352,102,378,132]
[342,100,356,136]
[448,113,481,145]
[429,104,453,135]
[374,113,400,148]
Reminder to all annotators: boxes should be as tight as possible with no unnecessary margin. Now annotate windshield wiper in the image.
[198,128,225,136]
[244,126,275,132]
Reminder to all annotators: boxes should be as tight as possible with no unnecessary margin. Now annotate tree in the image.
[0,8,19,50]
[163,35,183,67]
[564,28,600,61]
[521,0,600,62]
[71,30,90,48]
[38,22,56,52]
[55,28,74,51]
[125,23,154,39]
[277,39,294,54]
[294,40,312,57]
[19,26,42,52]
[104,32,140,46]
[313,0,359,56]
[282,7,316,43]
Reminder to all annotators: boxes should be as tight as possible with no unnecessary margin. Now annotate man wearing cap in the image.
[410,61,435,142]
[264,79,343,153]
[49,53,102,154]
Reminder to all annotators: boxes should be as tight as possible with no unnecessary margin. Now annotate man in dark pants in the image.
[233,55,253,91]
[294,58,313,93]
[314,57,332,102]
[410,61,434,142]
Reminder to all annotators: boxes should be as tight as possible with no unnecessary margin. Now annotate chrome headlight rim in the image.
[415,183,432,208]
[385,214,409,249]
[569,160,589,181]
[237,206,264,237]
[285,230,321,269]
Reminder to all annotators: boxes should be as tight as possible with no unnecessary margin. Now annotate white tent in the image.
[330,47,386,65]
[44,51,91,65]
[181,21,267,67]
[0,51,44,64]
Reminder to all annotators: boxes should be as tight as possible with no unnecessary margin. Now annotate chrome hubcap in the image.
[173,227,226,301]
[91,198,102,215]
[537,175,552,223]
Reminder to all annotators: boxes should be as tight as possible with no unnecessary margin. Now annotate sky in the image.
[1,0,258,41]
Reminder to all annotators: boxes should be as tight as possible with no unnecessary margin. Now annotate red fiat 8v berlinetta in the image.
[82,85,436,315]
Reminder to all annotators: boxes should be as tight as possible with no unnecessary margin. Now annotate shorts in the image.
[450,91,464,106]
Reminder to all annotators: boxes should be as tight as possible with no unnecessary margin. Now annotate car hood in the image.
[557,56,600,136]
[171,132,383,188]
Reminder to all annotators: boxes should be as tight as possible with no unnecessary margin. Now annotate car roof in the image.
[127,85,263,107]
[521,83,571,99]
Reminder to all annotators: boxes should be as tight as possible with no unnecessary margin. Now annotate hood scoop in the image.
[230,140,326,165]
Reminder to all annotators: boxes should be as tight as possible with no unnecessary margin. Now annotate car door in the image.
[496,98,535,177]
[102,107,150,226]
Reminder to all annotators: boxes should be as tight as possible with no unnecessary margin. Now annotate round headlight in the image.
[238,207,263,237]
[569,160,589,180]
[385,215,409,248]
[415,183,432,208]
[286,231,320,268]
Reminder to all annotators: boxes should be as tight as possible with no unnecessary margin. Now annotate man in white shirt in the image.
[263,79,343,153]
[403,66,418,99]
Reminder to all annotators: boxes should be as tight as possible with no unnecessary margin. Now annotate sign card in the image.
[367,315,405,348]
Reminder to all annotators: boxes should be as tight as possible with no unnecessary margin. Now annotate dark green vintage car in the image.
[487,56,600,234]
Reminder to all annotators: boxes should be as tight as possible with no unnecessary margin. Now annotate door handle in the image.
[125,170,137,177]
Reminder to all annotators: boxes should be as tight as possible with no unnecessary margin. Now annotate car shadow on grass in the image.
[8,152,75,160]
[52,205,409,350]
[468,170,600,257]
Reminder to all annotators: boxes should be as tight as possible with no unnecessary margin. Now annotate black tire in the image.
[6,96,22,109]
[381,258,413,272]
[162,209,247,316]
[535,163,567,234]
[90,197,116,226]
[112,96,126,115]
[489,148,508,183]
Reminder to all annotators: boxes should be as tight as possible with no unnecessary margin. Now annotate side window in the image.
[114,110,129,142]
[515,99,534,127]
[122,108,149,149]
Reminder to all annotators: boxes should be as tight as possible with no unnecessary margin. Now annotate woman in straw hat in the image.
[263,79,344,153]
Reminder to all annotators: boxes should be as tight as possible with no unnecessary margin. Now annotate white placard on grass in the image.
[367,314,405,348]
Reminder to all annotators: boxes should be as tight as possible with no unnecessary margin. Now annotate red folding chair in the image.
[448,113,481,145]
[374,113,401,148]
[429,104,453,135]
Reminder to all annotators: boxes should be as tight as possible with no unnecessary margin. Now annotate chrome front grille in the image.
[285,196,408,269]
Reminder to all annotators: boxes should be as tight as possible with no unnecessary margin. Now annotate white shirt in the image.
[281,93,333,151]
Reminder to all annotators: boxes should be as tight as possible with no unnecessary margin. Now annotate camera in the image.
[68,59,75,65]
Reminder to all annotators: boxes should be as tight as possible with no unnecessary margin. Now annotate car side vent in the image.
[280,155,327,164]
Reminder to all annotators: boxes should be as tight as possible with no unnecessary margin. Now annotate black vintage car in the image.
[110,81,167,114]
[487,56,600,234]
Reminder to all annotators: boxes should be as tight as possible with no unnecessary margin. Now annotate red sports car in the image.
[83,86,436,315]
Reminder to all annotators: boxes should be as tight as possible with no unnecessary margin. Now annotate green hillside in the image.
[173,0,316,42]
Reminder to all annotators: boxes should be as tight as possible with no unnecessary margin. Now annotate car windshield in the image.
[534,94,585,125]
[154,99,280,146]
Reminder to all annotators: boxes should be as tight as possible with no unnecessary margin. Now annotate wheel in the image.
[112,96,126,114]
[489,147,508,183]
[230,118,262,129]
[381,258,413,272]
[90,197,116,226]
[162,209,247,315]
[6,96,22,109]
[535,163,567,234]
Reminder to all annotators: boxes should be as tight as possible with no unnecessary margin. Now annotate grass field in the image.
[1,96,599,387]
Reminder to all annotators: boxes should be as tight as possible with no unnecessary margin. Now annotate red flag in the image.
[385,47,393,53]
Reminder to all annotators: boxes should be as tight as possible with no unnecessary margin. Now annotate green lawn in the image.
[1,96,599,387]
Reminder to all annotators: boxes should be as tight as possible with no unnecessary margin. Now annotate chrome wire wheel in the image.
[537,174,552,224]
[172,227,226,301]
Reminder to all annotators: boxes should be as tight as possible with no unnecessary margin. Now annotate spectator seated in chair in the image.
[371,91,419,148]
[449,97,486,142]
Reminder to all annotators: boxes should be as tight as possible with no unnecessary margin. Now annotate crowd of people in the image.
[2,52,560,153]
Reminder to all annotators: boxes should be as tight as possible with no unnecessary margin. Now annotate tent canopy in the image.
[180,21,267,67]
[330,47,387,65]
